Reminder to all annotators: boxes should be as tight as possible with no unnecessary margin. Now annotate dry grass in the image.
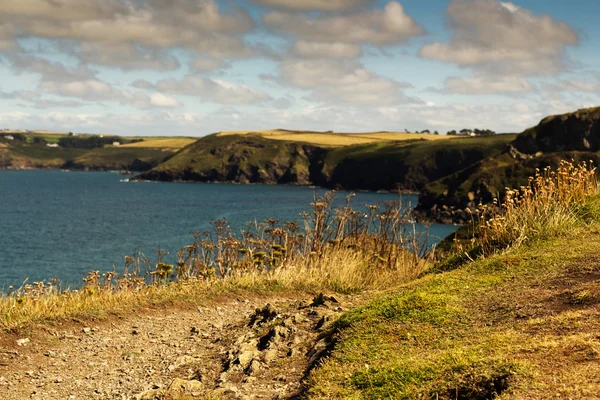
[0,192,431,331]
[121,138,196,149]
[353,132,453,141]
[474,160,598,252]
[217,129,453,147]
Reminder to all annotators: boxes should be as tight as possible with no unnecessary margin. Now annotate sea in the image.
[0,170,458,289]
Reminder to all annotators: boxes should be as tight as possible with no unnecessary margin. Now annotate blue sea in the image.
[0,171,458,289]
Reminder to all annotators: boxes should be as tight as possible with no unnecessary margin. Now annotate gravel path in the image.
[0,293,361,399]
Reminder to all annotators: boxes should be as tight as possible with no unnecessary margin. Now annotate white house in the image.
[112,141,121,146]
[5,135,14,140]
[46,143,59,148]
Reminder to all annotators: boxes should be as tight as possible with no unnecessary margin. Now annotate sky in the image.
[0,0,599,136]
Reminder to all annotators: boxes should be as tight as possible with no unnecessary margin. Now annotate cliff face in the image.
[514,107,600,153]
[136,134,327,185]
[418,106,600,221]
[136,133,516,195]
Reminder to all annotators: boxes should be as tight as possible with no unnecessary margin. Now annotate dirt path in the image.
[0,292,363,399]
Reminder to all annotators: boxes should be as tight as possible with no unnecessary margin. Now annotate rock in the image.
[237,349,256,370]
[247,304,278,327]
[16,338,30,347]
[258,326,292,351]
[314,315,331,331]
[310,293,338,307]
[263,349,278,363]
[167,355,199,372]
[246,359,262,375]
[168,377,203,393]
[190,327,200,335]
[82,327,91,334]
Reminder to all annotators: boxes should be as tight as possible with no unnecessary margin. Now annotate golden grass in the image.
[265,133,380,147]
[356,132,452,141]
[217,129,453,147]
[0,193,429,331]
[121,138,197,149]
[0,248,429,332]
[474,160,598,252]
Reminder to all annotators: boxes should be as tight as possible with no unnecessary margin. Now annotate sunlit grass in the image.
[217,129,453,147]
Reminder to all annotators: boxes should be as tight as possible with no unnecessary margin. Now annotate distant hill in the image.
[0,133,193,171]
[136,131,515,194]
[514,107,600,153]
[418,106,600,220]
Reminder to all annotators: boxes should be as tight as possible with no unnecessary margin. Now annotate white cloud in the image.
[438,75,534,95]
[41,80,116,101]
[133,76,272,105]
[419,0,578,76]
[0,98,589,137]
[250,0,374,11]
[39,79,181,109]
[264,2,423,47]
[0,0,255,67]
[76,43,181,71]
[266,59,418,106]
[556,80,600,93]
[3,54,97,82]
[149,93,181,108]
[291,41,363,59]
[191,56,230,72]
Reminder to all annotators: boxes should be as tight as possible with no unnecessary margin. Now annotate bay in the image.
[0,170,458,289]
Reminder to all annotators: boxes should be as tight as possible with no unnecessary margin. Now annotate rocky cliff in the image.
[514,107,600,153]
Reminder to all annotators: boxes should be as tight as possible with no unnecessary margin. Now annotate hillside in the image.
[307,225,600,398]
[419,106,600,217]
[0,133,194,171]
[514,106,600,153]
[136,132,515,192]
[0,158,598,399]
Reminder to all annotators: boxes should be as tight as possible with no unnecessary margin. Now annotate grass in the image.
[138,132,516,192]
[0,140,175,171]
[305,161,600,399]
[217,129,454,147]
[120,138,197,149]
[0,192,430,332]
[307,225,600,399]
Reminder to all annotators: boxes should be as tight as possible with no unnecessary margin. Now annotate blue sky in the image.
[0,0,599,136]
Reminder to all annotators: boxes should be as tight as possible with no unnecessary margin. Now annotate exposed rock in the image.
[247,304,278,327]
[514,107,600,154]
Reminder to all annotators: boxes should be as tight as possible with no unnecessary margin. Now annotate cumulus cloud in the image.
[437,75,534,95]
[250,0,374,11]
[41,79,181,109]
[3,54,97,82]
[547,80,600,93]
[191,57,230,72]
[133,76,272,105]
[75,43,181,71]
[291,41,363,59]
[0,0,254,68]
[419,0,578,76]
[265,59,418,106]
[264,2,424,46]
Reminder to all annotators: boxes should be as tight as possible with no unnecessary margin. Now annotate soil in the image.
[0,293,365,399]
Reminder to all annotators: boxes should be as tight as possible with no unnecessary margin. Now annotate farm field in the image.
[120,138,196,150]
[217,129,455,147]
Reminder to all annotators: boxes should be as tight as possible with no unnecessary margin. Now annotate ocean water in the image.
[0,171,458,289]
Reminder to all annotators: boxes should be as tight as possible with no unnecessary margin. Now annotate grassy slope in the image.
[424,150,600,207]
[0,140,175,171]
[137,133,322,184]
[323,135,515,191]
[308,223,600,399]
[217,129,452,147]
[138,133,516,191]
